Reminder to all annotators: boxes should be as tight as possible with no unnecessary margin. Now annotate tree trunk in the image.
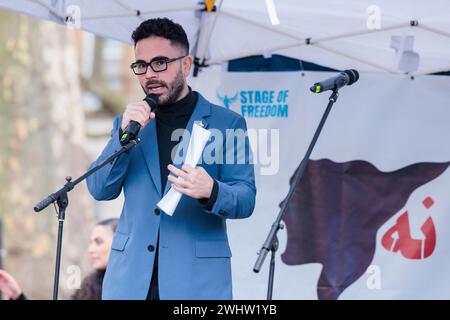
[0,12,94,299]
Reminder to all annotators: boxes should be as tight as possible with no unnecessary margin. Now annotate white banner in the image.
[191,70,450,299]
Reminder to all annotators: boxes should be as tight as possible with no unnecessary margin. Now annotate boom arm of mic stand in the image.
[33,138,140,300]
[34,139,140,212]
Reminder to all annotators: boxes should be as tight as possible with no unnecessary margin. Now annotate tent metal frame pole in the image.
[207,41,402,74]
[208,13,450,75]
[194,0,224,66]
[412,66,450,76]
[113,0,145,21]
[221,9,307,43]
[81,4,204,21]
[36,0,64,19]
[222,10,410,45]
[310,22,411,44]
[418,24,450,39]
[206,41,307,65]
[215,11,408,73]
[314,42,403,73]
[400,23,450,75]
[207,42,401,74]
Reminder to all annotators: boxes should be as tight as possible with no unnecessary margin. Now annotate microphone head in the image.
[344,69,359,85]
[144,93,159,113]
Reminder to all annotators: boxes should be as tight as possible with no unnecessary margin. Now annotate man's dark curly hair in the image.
[131,18,189,55]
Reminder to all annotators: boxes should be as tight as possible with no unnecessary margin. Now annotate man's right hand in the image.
[121,101,156,132]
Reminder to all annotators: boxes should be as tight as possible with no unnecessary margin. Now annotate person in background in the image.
[0,269,24,300]
[72,218,118,299]
[0,218,118,300]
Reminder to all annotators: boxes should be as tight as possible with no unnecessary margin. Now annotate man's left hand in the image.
[167,164,214,199]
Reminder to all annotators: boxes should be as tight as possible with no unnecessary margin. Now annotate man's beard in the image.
[142,70,185,107]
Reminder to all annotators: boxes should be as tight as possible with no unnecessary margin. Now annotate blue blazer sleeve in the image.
[204,116,256,220]
[86,116,131,201]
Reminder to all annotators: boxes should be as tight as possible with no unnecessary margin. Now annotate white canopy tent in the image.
[0,0,449,76]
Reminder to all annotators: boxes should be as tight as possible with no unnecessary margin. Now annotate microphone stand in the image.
[34,138,140,300]
[253,89,339,300]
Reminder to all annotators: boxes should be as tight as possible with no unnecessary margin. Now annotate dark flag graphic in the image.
[280,159,450,300]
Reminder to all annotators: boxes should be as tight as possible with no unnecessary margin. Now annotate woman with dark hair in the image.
[72,218,118,300]
[0,218,118,300]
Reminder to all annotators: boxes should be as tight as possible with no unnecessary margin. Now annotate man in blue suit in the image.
[86,18,256,300]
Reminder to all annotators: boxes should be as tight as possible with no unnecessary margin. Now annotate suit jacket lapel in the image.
[138,119,162,197]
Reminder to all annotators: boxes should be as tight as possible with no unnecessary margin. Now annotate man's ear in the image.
[183,55,193,77]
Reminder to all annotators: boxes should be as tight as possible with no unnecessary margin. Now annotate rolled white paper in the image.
[157,123,211,216]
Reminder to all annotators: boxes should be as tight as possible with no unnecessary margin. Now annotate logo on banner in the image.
[216,91,238,109]
[381,196,436,260]
[217,89,290,118]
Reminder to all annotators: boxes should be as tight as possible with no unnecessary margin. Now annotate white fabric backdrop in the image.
[192,70,450,299]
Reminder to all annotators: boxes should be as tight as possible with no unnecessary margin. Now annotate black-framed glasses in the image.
[130,55,186,75]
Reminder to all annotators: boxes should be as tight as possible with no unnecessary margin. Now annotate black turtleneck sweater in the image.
[146,88,218,300]
[156,89,197,192]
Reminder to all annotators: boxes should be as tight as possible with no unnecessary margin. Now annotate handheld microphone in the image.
[310,69,359,93]
[120,94,158,145]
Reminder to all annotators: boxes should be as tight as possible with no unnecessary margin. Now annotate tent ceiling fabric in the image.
[1,0,449,75]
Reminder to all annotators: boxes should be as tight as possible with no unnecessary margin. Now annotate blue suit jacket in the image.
[86,93,256,300]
